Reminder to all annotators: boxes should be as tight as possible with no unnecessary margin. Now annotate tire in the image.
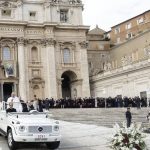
[7,129,18,150]
[46,141,60,149]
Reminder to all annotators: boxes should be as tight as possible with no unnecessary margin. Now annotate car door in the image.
[0,110,7,134]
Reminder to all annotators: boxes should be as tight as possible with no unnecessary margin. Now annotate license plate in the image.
[37,135,45,139]
[35,135,47,141]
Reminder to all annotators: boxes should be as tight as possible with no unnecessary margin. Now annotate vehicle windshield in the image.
[7,112,48,118]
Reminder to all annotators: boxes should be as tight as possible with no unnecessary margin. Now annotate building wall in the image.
[110,10,150,44]
[91,62,150,98]
[0,0,90,101]
[110,30,150,67]
[90,30,150,98]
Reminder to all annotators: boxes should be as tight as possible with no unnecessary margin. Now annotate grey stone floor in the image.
[0,108,150,150]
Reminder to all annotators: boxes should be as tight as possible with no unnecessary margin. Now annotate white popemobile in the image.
[0,101,61,150]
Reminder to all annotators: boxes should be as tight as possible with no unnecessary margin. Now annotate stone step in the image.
[49,108,150,128]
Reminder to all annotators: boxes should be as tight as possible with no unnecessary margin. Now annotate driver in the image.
[6,102,17,113]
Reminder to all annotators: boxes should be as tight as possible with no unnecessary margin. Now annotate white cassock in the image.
[7,96,22,112]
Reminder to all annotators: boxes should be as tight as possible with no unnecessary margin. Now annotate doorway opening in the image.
[61,71,77,99]
[3,83,13,102]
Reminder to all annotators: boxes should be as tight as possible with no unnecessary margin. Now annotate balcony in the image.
[60,63,77,68]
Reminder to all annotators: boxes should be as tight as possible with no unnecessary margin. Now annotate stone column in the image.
[17,38,27,101]
[57,79,62,99]
[79,41,90,97]
[45,38,57,99]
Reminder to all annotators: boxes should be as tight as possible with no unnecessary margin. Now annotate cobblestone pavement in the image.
[0,108,150,150]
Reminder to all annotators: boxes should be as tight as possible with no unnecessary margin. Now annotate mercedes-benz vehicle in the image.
[0,102,61,150]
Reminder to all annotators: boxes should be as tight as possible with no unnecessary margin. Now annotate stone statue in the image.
[103,62,112,71]
[144,46,150,56]
[107,62,112,70]
[121,56,128,66]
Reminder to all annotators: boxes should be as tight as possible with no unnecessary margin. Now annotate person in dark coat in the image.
[27,101,34,112]
[6,102,17,113]
[126,107,132,127]
[38,99,43,112]
[147,111,150,121]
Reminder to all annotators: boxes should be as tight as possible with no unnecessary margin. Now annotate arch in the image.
[0,39,15,44]
[33,85,40,90]
[31,46,38,61]
[61,70,77,98]
[61,70,77,81]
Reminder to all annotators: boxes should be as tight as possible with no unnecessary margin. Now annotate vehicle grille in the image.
[28,126,52,133]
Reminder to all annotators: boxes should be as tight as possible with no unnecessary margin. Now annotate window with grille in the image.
[114,27,120,34]
[60,10,68,22]
[29,11,36,20]
[3,47,11,60]
[126,23,132,29]
[2,10,11,17]
[137,18,144,25]
[63,48,70,63]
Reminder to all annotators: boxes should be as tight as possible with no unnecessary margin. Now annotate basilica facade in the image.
[0,0,90,101]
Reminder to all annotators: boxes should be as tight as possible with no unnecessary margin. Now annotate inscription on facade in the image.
[0,26,23,32]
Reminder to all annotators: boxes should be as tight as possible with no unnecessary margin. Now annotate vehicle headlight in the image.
[19,126,26,132]
[54,125,59,131]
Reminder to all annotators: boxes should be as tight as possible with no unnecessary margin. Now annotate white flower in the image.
[135,140,139,144]
[110,122,147,150]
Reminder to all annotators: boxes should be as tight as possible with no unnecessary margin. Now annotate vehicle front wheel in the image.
[46,141,60,149]
[7,129,18,150]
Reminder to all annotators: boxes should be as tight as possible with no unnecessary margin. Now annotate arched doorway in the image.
[61,71,77,99]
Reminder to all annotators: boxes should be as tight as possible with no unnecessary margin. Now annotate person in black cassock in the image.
[6,102,17,113]
[126,107,132,128]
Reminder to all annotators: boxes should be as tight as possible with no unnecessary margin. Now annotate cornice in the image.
[55,25,90,30]
[0,21,89,30]
[91,59,150,83]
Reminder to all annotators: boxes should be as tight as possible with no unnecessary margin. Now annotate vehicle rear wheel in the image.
[46,141,60,149]
[7,129,18,150]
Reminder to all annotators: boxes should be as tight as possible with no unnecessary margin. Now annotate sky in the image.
[82,0,150,31]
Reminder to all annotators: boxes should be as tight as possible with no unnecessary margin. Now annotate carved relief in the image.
[104,62,112,71]
[40,38,56,47]
[27,39,41,45]
[0,1,17,8]
[17,37,25,45]
[121,55,133,66]
[49,0,82,5]
[45,38,56,46]
[43,2,50,8]
[59,41,76,50]
[29,77,45,88]
[144,45,150,56]
[79,41,88,49]
[0,39,15,48]
[45,28,53,34]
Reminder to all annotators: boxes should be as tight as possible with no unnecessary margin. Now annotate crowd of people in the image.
[4,92,149,113]
[36,96,148,109]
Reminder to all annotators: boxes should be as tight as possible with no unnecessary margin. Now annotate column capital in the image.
[17,37,25,45]
[41,38,56,47]
[79,41,88,49]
